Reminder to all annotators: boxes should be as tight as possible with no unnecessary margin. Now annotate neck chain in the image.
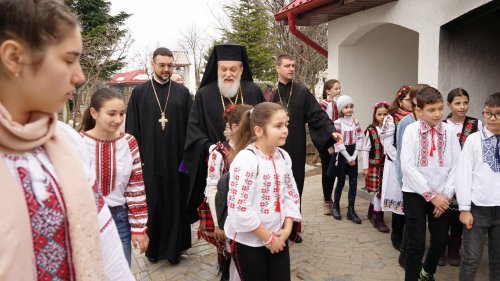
[276,81,293,108]
[150,78,171,131]
[220,87,245,112]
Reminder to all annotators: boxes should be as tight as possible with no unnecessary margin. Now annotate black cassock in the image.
[272,81,336,197]
[125,79,192,260]
[184,80,264,222]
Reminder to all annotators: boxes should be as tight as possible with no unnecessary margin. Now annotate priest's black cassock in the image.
[184,81,264,222]
[272,81,336,197]
[183,43,264,222]
[125,79,192,261]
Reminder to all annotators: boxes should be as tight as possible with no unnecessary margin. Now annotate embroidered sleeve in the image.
[380,115,397,160]
[282,152,302,222]
[125,135,148,234]
[205,146,224,227]
[455,134,475,211]
[362,131,371,169]
[333,120,346,152]
[227,150,260,232]
[319,100,327,111]
[400,126,434,201]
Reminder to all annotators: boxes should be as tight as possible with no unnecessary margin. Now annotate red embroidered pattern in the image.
[418,122,445,167]
[95,141,116,196]
[18,167,74,280]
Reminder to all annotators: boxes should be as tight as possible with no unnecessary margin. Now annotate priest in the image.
[272,54,342,242]
[184,43,264,222]
[125,47,192,264]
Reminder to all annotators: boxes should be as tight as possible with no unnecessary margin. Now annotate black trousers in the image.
[403,192,451,281]
[232,241,291,281]
[319,150,336,202]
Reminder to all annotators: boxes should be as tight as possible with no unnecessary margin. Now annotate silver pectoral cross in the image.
[158,112,168,130]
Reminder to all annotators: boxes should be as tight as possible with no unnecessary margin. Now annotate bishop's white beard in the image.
[218,77,241,98]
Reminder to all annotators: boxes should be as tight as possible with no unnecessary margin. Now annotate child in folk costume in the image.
[80,88,149,266]
[0,0,134,280]
[362,101,390,232]
[380,85,413,250]
[438,88,482,267]
[327,95,364,224]
[456,92,500,281]
[224,102,301,281]
[201,104,251,281]
[401,87,460,281]
[319,79,341,215]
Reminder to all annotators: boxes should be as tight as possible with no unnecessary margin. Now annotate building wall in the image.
[338,24,418,126]
[327,0,492,128]
[439,9,500,118]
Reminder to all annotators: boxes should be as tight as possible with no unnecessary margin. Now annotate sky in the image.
[110,0,230,70]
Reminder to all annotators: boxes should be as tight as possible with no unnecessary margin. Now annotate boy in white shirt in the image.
[401,87,461,281]
[456,92,500,281]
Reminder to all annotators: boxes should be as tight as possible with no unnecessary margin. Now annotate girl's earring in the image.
[14,72,20,78]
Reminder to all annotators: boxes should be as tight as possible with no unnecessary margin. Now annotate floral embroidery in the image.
[418,121,445,167]
[481,128,500,173]
[459,117,478,148]
[381,115,394,134]
[383,199,404,213]
[422,190,437,202]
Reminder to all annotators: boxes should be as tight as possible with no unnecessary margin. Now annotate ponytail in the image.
[78,87,124,132]
[79,107,96,132]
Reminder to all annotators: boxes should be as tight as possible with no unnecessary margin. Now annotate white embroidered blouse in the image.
[456,127,500,211]
[81,132,148,234]
[224,143,302,247]
[401,120,461,201]
[333,116,363,161]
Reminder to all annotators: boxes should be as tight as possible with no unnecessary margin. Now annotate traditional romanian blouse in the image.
[205,143,230,227]
[445,118,482,145]
[319,99,339,121]
[2,122,134,281]
[401,120,461,201]
[81,132,148,234]
[456,127,500,211]
[333,116,363,161]
[224,143,302,247]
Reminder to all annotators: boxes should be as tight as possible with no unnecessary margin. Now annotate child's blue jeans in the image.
[110,205,132,266]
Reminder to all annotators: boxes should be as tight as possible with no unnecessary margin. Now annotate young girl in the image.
[439,88,482,266]
[362,101,390,232]
[0,0,133,279]
[79,88,149,266]
[224,102,301,281]
[319,79,341,215]
[327,95,364,224]
[380,85,413,249]
[202,104,251,281]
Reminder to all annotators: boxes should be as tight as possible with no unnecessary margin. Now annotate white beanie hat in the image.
[336,95,354,112]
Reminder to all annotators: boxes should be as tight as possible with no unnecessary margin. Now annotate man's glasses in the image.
[482,111,500,119]
[154,62,174,69]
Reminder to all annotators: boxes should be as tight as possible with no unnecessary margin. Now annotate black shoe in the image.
[346,207,361,224]
[147,256,158,263]
[391,234,401,251]
[168,255,181,265]
[398,252,406,269]
[291,233,302,243]
[333,206,342,220]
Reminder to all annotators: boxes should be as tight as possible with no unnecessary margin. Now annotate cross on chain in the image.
[158,112,168,130]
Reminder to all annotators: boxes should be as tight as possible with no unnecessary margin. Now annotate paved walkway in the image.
[131,174,489,280]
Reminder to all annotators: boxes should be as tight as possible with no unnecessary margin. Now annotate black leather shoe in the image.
[333,206,342,220]
[293,234,303,244]
[147,256,158,263]
[168,255,181,265]
[347,207,361,224]
[398,251,406,269]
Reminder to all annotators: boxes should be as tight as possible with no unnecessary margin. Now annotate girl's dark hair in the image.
[485,92,500,108]
[0,0,79,73]
[371,102,390,127]
[388,85,412,115]
[322,79,340,100]
[224,104,253,129]
[231,102,286,162]
[416,86,443,109]
[446,88,470,118]
[79,88,124,131]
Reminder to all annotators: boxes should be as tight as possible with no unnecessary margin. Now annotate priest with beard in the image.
[271,54,342,243]
[184,43,264,222]
[125,47,192,265]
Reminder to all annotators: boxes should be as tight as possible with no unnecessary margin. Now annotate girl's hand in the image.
[332,132,343,144]
[132,233,149,254]
[327,147,335,155]
[460,211,474,230]
[348,160,356,166]
[362,168,368,176]
[214,226,226,241]
[267,234,285,254]
[275,227,291,243]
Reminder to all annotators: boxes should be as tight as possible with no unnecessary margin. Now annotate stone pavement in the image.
[131,174,489,280]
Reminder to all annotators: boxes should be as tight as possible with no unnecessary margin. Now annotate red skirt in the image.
[364,165,383,193]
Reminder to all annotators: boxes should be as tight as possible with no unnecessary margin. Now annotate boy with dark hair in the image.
[400,87,461,280]
[456,92,500,281]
